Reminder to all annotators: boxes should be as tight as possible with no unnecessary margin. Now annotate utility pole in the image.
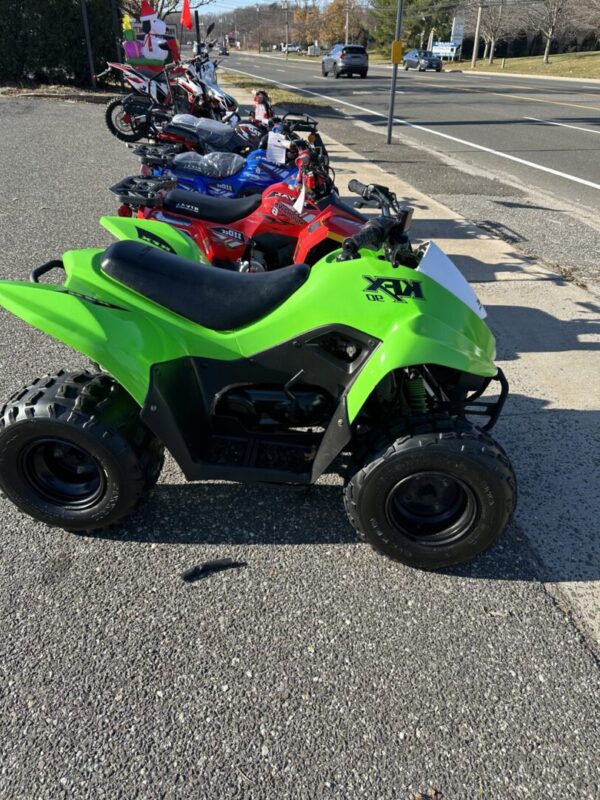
[471,4,483,69]
[80,0,96,89]
[345,0,350,46]
[256,4,261,53]
[386,0,404,145]
[109,0,121,63]
[283,1,289,59]
[427,27,435,51]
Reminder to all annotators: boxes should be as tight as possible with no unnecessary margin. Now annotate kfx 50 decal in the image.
[135,226,176,253]
[363,275,424,303]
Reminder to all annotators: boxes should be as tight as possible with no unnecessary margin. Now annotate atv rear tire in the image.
[0,371,164,531]
[344,419,516,569]
[105,96,145,142]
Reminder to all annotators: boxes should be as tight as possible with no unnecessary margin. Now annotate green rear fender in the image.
[99,216,207,262]
[0,280,171,404]
[0,246,241,404]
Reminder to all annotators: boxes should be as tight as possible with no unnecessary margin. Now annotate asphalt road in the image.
[0,97,599,799]
[227,54,600,209]
[224,54,600,292]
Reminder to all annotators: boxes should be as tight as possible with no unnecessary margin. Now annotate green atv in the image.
[0,201,515,569]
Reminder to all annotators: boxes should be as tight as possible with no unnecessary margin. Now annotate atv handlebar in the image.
[348,179,367,198]
[338,210,415,263]
[348,179,405,217]
[341,218,389,260]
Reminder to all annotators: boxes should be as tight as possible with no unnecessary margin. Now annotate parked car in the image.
[321,44,368,78]
[282,43,301,53]
[402,49,443,72]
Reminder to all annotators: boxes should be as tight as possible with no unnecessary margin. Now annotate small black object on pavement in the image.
[181,559,247,583]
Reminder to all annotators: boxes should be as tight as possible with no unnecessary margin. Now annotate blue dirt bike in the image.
[132,142,299,197]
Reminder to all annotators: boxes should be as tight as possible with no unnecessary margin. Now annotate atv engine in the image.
[215,384,333,430]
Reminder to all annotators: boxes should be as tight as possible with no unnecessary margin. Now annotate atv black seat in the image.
[163,188,261,223]
[162,117,235,150]
[101,240,309,331]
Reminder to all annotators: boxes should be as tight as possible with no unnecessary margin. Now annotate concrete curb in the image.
[446,68,600,84]
[0,89,115,104]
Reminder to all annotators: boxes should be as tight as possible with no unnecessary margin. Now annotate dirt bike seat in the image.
[101,241,309,331]
[163,188,261,222]
[163,116,235,149]
[172,151,245,178]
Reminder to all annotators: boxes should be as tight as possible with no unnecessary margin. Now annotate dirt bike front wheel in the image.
[105,96,146,142]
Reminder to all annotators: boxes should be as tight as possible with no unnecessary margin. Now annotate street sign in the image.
[391,40,403,65]
[432,41,458,58]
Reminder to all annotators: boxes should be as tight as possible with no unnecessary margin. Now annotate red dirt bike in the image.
[97,59,240,144]
[110,145,403,271]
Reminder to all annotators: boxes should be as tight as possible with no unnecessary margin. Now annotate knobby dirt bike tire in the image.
[105,96,147,143]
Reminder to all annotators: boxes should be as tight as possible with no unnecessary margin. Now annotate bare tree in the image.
[480,1,507,64]
[121,0,215,22]
[524,0,577,63]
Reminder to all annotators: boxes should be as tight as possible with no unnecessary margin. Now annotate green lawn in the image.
[447,51,600,79]
[221,71,328,109]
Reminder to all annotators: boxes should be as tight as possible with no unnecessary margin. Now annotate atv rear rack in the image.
[130,142,183,166]
[109,175,177,207]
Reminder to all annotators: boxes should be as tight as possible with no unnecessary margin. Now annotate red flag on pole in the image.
[180,0,193,30]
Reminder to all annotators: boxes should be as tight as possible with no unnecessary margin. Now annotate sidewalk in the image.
[327,134,600,643]
[230,79,600,643]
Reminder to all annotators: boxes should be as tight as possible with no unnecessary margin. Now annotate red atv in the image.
[110,145,394,271]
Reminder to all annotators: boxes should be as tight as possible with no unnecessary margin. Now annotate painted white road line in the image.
[223,66,600,192]
[524,116,600,136]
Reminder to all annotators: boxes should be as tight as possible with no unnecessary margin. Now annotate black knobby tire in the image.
[105,96,145,142]
[344,419,516,569]
[0,371,164,531]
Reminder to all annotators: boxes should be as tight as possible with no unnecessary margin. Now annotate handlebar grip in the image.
[348,179,368,198]
[342,219,387,258]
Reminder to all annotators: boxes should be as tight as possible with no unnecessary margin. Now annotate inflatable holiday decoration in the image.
[122,1,180,68]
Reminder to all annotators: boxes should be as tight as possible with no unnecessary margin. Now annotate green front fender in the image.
[346,311,497,423]
[99,216,207,262]
[0,281,182,405]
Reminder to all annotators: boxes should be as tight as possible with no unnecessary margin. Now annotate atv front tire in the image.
[0,371,164,531]
[105,96,145,142]
[344,420,516,569]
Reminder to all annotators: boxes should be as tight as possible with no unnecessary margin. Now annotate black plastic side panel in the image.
[140,325,378,483]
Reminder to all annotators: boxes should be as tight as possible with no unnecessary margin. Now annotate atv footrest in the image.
[206,434,318,475]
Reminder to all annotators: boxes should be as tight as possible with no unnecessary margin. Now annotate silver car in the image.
[321,44,368,79]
